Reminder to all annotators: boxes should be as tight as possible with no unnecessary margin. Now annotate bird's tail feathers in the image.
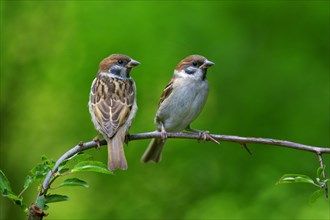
[141,138,165,163]
[107,129,127,171]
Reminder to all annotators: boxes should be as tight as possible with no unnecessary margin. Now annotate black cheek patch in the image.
[202,69,207,80]
[109,66,121,76]
[126,68,131,77]
[184,68,195,75]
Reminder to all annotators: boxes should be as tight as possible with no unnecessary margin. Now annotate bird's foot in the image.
[198,131,220,144]
[160,130,167,142]
[186,126,220,144]
[93,136,101,150]
[159,122,168,142]
[124,133,130,145]
[78,141,84,148]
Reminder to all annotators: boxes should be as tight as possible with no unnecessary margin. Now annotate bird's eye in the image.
[192,61,198,66]
[117,60,124,65]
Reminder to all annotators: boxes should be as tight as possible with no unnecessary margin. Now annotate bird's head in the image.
[174,55,214,80]
[98,54,140,78]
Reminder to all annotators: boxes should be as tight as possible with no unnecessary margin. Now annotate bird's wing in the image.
[158,78,174,107]
[90,76,135,139]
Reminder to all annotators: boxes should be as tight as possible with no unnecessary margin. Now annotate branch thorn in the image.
[241,143,253,156]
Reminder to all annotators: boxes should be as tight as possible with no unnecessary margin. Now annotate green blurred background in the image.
[1,1,329,219]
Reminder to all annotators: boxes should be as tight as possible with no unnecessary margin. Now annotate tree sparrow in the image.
[89,54,140,171]
[141,55,215,163]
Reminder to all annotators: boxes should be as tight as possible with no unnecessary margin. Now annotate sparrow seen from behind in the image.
[141,55,215,163]
[89,54,140,171]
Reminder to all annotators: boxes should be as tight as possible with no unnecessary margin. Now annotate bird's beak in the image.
[201,59,215,69]
[127,59,140,68]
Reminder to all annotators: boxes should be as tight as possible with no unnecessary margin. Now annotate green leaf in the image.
[23,156,56,191]
[276,174,315,185]
[63,153,93,166]
[58,159,68,168]
[23,175,34,190]
[2,189,23,205]
[58,178,89,188]
[30,163,50,180]
[41,155,55,171]
[45,194,69,204]
[22,165,48,192]
[71,161,112,174]
[58,168,70,174]
[0,173,27,210]
[41,155,50,163]
[36,195,46,209]
[58,153,93,172]
[309,189,323,203]
[0,170,12,193]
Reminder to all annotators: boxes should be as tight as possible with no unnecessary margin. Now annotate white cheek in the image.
[175,70,191,79]
[99,71,125,79]
[174,69,203,80]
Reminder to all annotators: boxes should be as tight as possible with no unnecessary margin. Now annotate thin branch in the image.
[128,131,330,154]
[39,131,330,196]
[39,140,106,196]
[31,131,329,219]
[317,154,328,198]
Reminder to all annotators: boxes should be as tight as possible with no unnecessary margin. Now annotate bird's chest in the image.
[157,79,209,131]
[173,82,207,109]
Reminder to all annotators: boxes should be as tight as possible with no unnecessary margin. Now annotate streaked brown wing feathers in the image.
[158,78,174,107]
[91,76,135,138]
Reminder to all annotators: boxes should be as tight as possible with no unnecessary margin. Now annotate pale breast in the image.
[156,78,209,132]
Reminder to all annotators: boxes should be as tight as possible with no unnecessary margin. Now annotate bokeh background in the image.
[1,1,329,219]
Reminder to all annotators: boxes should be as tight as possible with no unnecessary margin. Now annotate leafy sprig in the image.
[0,152,111,214]
[277,166,329,203]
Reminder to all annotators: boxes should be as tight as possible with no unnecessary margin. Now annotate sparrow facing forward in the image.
[89,54,140,171]
[141,55,214,163]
